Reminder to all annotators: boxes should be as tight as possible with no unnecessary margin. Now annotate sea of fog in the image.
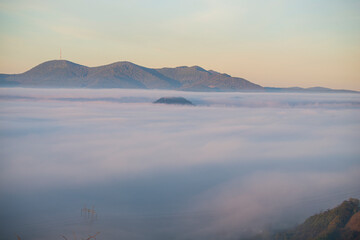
[0,88,359,240]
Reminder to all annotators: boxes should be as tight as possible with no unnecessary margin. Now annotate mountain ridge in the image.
[1,60,358,93]
[0,60,262,91]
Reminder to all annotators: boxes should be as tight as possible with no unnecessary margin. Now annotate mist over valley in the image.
[0,88,359,239]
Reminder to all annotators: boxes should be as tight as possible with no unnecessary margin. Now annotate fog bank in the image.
[0,88,359,239]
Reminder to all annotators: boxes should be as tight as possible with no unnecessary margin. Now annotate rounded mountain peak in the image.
[23,60,88,77]
[33,60,84,68]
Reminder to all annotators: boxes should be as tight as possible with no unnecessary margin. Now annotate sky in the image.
[1,88,360,239]
[0,0,359,90]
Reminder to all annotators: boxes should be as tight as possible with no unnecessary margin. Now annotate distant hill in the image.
[250,198,360,240]
[153,97,194,105]
[265,87,359,94]
[0,60,262,91]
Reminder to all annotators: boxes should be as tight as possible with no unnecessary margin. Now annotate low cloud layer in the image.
[0,88,359,239]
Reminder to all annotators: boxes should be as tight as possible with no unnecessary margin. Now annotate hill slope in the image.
[156,66,260,91]
[0,60,262,91]
[254,198,360,240]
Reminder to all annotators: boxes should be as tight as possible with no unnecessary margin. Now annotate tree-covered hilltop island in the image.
[153,97,194,106]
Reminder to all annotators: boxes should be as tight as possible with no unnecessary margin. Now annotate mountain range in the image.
[0,60,358,93]
[0,60,261,91]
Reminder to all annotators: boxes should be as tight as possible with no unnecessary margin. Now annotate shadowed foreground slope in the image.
[250,198,360,240]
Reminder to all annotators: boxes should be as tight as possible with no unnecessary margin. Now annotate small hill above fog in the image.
[0,60,262,91]
[153,97,194,105]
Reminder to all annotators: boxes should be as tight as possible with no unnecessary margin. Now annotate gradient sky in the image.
[0,0,359,90]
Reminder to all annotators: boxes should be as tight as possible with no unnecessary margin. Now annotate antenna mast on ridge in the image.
[60,48,62,60]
